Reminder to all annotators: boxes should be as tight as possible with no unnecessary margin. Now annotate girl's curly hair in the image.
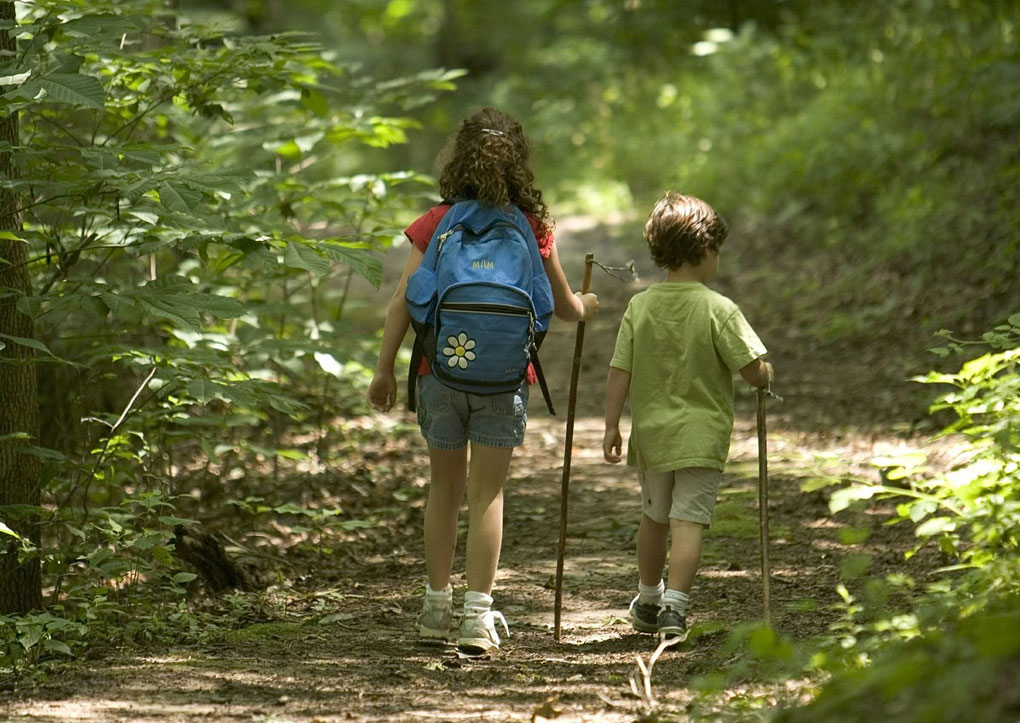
[644,192,728,269]
[438,107,552,238]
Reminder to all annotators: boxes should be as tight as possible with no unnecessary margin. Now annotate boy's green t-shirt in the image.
[610,282,766,473]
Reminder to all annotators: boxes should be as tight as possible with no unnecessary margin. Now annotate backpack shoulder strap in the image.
[530,344,556,415]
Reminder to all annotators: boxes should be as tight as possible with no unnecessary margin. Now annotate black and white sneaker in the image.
[629,595,660,634]
[657,605,688,642]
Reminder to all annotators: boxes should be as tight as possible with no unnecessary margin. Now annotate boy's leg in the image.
[658,522,703,641]
[666,520,705,593]
[463,442,514,594]
[424,445,468,591]
[631,470,673,633]
[637,513,669,586]
[658,467,720,640]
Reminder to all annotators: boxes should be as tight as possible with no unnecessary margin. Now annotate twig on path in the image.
[629,636,683,711]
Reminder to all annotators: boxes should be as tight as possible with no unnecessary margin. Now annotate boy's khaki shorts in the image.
[639,467,723,526]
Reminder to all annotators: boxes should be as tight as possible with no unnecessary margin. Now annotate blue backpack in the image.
[405,201,556,413]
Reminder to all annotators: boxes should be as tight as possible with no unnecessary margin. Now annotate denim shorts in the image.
[415,374,528,450]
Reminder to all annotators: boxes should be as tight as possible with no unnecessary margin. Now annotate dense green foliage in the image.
[0,0,452,666]
[296,0,1020,344]
[777,316,1020,721]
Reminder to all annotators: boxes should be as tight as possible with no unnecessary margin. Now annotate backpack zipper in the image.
[442,301,532,316]
[433,220,527,269]
[441,302,536,356]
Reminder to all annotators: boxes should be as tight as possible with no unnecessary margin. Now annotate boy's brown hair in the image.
[438,107,551,238]
[644,192,728,269]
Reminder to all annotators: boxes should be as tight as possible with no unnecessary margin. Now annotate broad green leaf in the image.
[829,485,878,513]
[6,73,105,109]
[186,378,222,403]
[915,516,956,537]
[839,553,873,581]
[0,332,55,356]
[285,241,331,276]
[318,243,383,287]
[136,296,201,331]
[60,14,148,39]
[159,181,202,215]
[192,293,246,319]
[42,639,73,656]
[0,71,31,86]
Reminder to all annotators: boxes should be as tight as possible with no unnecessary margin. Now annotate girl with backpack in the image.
[367,107,599,654]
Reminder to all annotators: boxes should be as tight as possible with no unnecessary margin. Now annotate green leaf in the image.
[284,241,331,276]
[318,242,383,287]
[159,181,202,215]
[0,332,55,356]
[6,73,105,109]
[41,639,72,656]
[60,13,148,39]
[839,552,873,581]
[172,572,198,584]
[915,516,956,537]
[136,295,200,331]
[193,293,246,319]
[0,71,31,86]
[829,485,878,513]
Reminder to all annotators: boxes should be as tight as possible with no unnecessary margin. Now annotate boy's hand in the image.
[367,371,396,412]
[603,426,623,463]
[740,357,774,389]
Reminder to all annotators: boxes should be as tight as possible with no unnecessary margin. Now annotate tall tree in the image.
[0,0,42,614]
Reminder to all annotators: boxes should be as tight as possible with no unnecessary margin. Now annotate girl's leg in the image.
[463,442,514,595]
[666,519,705,593]
[424,445,468,591]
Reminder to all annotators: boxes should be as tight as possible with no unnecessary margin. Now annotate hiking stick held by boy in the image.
[602,192,773,643]
[367,108,598,654]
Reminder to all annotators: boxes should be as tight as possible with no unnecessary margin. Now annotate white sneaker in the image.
[457,609,509,654]
[416,595,452,640]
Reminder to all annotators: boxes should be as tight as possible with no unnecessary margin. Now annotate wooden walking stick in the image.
[757,386,773,628]
[553,252,594,641]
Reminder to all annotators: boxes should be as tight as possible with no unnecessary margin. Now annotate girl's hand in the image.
[367,371,397,412]
[603,426,623,463]
[576,292,599,321]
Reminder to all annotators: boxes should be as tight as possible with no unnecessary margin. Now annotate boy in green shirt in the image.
[603,192,773,641]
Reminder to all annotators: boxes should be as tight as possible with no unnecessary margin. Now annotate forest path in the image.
[3,415,945,722]
[3,215,950,722]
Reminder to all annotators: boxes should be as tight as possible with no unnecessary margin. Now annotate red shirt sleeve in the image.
[404,205,452,252]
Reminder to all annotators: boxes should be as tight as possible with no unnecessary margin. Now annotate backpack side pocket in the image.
[405,266,438,329]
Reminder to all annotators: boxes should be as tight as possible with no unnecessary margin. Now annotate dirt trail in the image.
[2,216,947,722]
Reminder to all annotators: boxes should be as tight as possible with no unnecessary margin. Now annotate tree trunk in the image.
[0,0,42,614]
